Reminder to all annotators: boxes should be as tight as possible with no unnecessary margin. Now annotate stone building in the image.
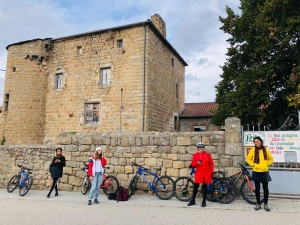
[179,102,221,132]
[1,14,187,145]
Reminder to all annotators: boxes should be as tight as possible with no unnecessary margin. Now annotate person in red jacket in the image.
[187,142,214,207]
[87,147,107,205]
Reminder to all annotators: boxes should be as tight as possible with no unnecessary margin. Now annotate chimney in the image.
[151,14,166,38]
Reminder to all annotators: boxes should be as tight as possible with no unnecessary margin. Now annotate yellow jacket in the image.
[246,147,274,172]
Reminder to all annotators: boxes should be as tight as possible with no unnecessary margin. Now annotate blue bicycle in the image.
[174,167,237,204]
[7,164,33,196]
[128,162,175,200]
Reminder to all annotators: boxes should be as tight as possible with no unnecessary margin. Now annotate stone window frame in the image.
[117,39,123,48]
[77,46,83,55]
[99,63,113,88]
[55,73,64,89]
[52,68,66,91]
[3,93,10,114]
[84,102,100,125]
[193,125,206,132]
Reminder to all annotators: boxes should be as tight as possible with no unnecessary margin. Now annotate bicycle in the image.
[128,162,175,200]
[174,167,237,204]
[81,163,120,196]
[7,164,34,196]
[226,164,264,205]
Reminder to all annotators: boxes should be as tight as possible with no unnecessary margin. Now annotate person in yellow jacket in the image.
[246,136,273,211]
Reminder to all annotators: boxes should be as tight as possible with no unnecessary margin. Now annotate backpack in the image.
[116,186,129,202]
[107,192,117,200]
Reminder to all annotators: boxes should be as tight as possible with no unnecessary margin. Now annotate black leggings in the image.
[254,181,269,205]
[192,183,207,202]
[48,177,59,195]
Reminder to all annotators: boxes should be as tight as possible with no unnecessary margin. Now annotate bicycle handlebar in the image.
[131,162,151,172]
[17,164,33,171]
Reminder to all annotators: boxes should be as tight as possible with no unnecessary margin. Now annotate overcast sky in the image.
[0,0,240,104]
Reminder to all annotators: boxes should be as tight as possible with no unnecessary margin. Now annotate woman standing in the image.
[47,147,66,198]
[88,147,107,205]
[187,142,214,207]
[246,136,273,211]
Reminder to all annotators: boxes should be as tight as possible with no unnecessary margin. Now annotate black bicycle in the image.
[7,164,33,196]
[174,167,237,204]
[128,162,175,200]
[81,163,119,196]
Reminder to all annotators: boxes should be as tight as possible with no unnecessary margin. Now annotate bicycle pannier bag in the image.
[116,186,129,202]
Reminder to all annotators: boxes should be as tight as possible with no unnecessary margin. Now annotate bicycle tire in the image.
[19,176,33,196]
[154,175,175,200]
[81,175,91,195]
[7,175,20,193]
[240,180,264,205]
[212,177,237,204]
[128,175,139,198]
[102,175,120,196]
[174,176,194,202]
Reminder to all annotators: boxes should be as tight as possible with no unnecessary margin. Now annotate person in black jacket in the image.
[47,147,66,198]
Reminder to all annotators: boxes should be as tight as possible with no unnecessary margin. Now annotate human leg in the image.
[93,172,102,203]
[262,182,270,211]
[47,177,59,197]
[254,181,261,210]
[187,183,199,206]
[201,183,207,207]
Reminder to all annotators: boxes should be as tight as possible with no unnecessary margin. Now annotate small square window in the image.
[4,93,9,113]
[85,103,99,124]
[117,40,123,48]
[55,73,63,89]
[100,68,111,87]
[12,67,16,72]
[77,46,82,55]
[194,126,206,132]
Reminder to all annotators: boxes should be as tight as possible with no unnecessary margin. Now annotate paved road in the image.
[0,189,299,225]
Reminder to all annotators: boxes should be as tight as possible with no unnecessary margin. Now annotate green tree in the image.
[212,0,300,129]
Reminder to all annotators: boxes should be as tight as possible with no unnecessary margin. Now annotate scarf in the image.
[254,147,267,164]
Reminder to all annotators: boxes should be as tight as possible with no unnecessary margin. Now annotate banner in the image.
[243,131,300,163]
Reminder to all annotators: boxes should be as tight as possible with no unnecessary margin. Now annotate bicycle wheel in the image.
[81,175,91,195]
[174,176,194,202]
[128,175,138,198]
[19,176,33,196]
[154,175,175,200]
[213,171,225,178]
[102,175,120,196]
[240,180,264,205]
[212,177,237,204]
[206,184,217,202]
[7,175,20,193]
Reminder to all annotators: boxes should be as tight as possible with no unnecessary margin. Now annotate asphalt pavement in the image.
[0,188,299,225]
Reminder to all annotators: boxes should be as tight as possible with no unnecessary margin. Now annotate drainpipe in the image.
[142,23,146,131]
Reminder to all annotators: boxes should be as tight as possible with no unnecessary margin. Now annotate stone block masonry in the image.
[0,117,242,192]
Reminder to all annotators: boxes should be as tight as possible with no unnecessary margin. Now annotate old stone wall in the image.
[0,118,242,192]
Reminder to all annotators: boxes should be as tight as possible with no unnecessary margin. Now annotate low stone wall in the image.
[0,118,242,192]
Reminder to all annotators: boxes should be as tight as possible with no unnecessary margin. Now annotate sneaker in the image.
[264,204,270,211]
[255,204,261,210]
[201,201,206,207]
[47,194,50,198]
[187,199,196,206]
[55,192,58,197]
[94,199,99,204]
[88,200,92,205]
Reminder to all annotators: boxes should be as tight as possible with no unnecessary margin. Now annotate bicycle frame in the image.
[136,167,164,192]
[229,166,255,192]
[82,164,111,189]
[19,168,30,187]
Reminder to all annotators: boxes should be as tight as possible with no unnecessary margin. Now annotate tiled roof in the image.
[180,102,218,117]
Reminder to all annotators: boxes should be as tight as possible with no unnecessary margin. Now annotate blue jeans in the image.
[88,172,102,201]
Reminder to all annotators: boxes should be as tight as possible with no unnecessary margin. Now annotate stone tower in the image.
[2,39,49,144]
[151,14,167,37]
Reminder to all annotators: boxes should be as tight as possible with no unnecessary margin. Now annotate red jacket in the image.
[191,151,214,184]
[88,156,107,177]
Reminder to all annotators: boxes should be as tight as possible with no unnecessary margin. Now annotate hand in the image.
[89,176,93,181]
[55,159,61,163]
[198,160,203,165]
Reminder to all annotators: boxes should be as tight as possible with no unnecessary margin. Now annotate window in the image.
[77,46,82,55]
[176,84,179,99]
[3,93,9,113]
[172,58,174,67]
[174,116,178,131]
[12,67,16,72]
[55,73,63,89]
[221,125,225,131]
[100,68,111,87]
[85,103,99,124]
[117,40,123,48]
[193,126,206,132]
